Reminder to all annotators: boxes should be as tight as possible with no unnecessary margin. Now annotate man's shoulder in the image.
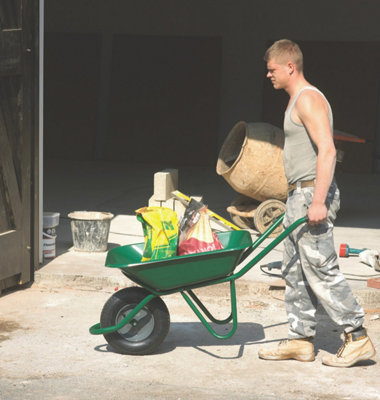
[295,87,327,112]
[298,86,324,100]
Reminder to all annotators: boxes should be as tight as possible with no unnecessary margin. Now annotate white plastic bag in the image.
[359,249,380,271]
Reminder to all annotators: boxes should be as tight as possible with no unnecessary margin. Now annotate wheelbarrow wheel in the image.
[254,199,286,238]
[100,287,170,355]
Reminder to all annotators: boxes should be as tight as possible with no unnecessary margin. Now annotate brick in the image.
[152,169,178,201]
[174,199,187,220]
[148,197,162,207]
[367,278,380,290]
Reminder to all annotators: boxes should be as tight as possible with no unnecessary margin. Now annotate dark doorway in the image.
[44,33,222,166]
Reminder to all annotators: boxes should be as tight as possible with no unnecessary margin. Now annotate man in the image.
[258,39,375,367]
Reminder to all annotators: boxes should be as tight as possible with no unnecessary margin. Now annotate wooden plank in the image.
[0,30,22,76]
[0,164,14,232]
[0,90,22,230]
[0,0,21,29]
[0,230,21,281]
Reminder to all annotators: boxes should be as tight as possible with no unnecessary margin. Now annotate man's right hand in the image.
[307,201,328,225]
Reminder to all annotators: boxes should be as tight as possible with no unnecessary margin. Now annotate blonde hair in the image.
[264,39,303,72]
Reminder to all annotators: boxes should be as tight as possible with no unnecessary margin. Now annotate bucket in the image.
[216,121,288,202]
[68,211,114,252]
[43,212,60,259]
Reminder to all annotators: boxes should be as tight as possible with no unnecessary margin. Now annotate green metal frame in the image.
[90,215,307,339]
[90,293,156,335]
[180,282,238,339]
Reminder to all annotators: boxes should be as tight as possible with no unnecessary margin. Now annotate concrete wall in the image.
[44,0,380,169]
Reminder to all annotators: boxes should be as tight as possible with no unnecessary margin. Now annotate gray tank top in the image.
[283,86,333,184]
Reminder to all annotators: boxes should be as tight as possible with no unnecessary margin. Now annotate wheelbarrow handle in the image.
[233,215,308,279]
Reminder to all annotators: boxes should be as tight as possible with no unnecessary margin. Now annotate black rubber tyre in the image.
[100,287,170,355]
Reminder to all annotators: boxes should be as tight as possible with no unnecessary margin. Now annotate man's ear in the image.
[287,62,295,75]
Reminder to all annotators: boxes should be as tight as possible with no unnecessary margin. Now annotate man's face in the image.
[266,59,289,90]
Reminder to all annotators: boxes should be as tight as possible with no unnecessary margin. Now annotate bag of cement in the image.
[136,206,179,262]
[178,199,223,256]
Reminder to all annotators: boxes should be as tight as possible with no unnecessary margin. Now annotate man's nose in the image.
[266,71,271,78]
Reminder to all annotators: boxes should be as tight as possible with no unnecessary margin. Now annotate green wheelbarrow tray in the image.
[89,215,308,353]
[105,229,254,292]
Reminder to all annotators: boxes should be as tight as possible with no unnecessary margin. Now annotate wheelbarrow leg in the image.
[186,289,233,325]
[180,280,238,340]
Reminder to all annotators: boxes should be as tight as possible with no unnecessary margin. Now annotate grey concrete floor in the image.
[1,286,380,400]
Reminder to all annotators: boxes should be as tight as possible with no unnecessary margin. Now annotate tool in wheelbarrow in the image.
[89,214,308,355]
[173,190,241,231]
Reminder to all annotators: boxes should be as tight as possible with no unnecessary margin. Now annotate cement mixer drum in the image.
[216,121,288,202]
[217,121,288,236]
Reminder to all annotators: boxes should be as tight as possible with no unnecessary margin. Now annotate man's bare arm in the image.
[295,91,336,225]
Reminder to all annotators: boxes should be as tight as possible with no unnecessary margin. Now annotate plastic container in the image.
[68,211,114,252]
[43,212,60,259]
[216,121,288,202]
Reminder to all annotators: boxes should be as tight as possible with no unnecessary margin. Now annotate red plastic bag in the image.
[178,202,223,256]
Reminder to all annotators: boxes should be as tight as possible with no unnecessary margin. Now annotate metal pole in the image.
[39,0,44,263]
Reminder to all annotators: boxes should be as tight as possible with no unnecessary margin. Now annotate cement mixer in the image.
[216,121,288,237]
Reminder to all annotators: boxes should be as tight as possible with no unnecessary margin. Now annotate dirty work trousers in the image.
[282,181,365,339]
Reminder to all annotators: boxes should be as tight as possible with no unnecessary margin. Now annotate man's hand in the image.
[307,201,328,225]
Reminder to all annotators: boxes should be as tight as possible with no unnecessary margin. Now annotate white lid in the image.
[43,212,60,227]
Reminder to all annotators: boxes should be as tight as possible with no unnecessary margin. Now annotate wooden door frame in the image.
[25,0,42,274]
[23,0,41,277]
[33,0,43,268]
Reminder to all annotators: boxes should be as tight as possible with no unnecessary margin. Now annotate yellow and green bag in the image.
[136,206,179,262]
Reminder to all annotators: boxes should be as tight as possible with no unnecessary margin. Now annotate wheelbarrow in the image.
[89,215,307,355]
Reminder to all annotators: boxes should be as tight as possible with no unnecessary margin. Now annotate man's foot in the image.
[258,338,315,362]
[322,328,376,367]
